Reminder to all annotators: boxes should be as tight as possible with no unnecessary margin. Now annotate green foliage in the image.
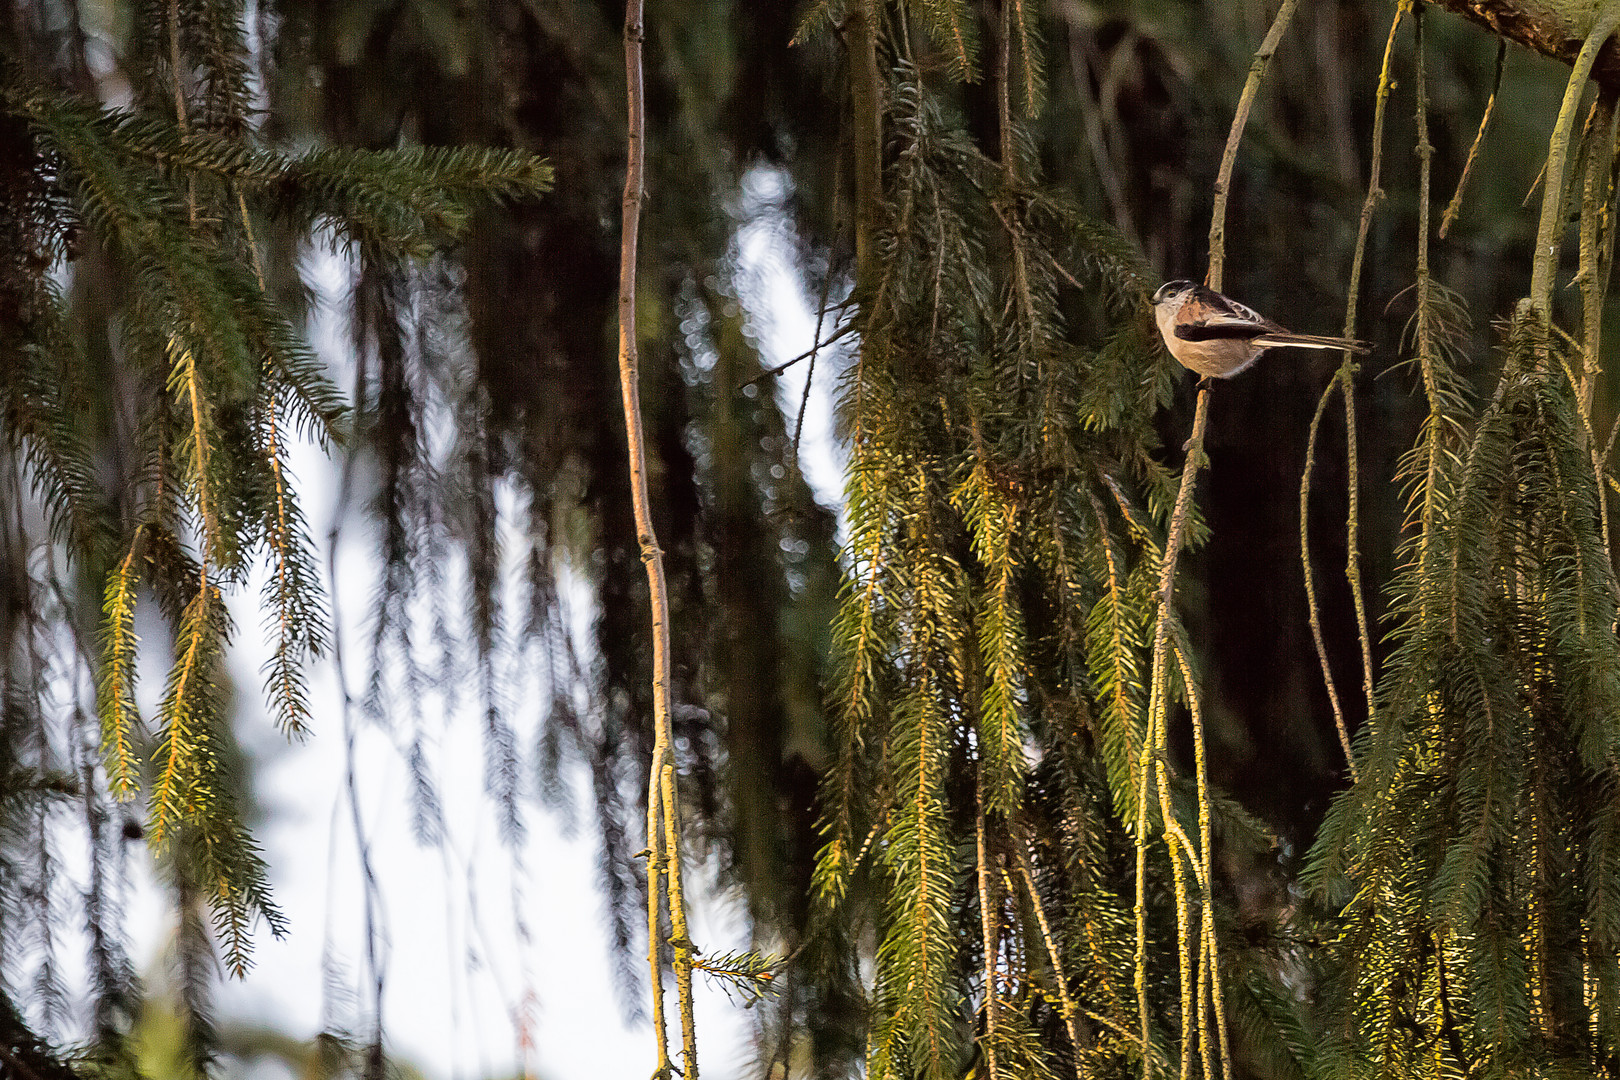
[1305,307,1620,1076]
[16,1,1620,1079]
[0,0,549,993]
[815,45,1248,1075]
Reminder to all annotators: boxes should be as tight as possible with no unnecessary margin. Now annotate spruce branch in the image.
[97,527,147,799]
[913,0,978,82]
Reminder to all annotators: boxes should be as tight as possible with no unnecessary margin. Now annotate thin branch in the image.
[795,234,843,455]
[1327,0,1410,750]
[1530,1,1620,314]
[1206,0,1299,291]
[1136,5,1298,1075]
[1576,95,1619,567]
[739,320,857,388]
[1440,40,1506,239]
[660,762,698,1074]
[1298,378,1357,780]
[1578,93,1618,419]
[619,1,693,1075]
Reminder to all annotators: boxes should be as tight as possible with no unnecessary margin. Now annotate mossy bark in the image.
[1431,0,1620,90]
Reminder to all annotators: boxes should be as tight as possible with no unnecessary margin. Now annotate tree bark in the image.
[1429,0,1620,91]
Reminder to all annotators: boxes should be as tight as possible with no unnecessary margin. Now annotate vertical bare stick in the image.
[661,763,698,1074]
[976,770,1002,1080]
[1577,95,1616,423]
[618,2,692,1076]
[1344,4,1410,743]
[1298,378,1357,778]
[1439,41,1506,240]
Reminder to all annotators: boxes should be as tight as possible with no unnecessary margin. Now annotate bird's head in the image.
[1151,280,1196,309]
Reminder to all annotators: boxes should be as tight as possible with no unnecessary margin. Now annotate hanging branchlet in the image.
[1302,13,1620,1073]
[1128,4,1301,1078]
[807,4,1271,1069]
[0,11,551,980]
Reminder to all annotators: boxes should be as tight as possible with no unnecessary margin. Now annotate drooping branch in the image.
[1133,5,1301,1077]
[1529,1,1620,313]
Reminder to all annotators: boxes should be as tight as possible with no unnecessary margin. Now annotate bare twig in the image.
[739,320,857,389]
[1440,40,1506,239]
[1299,379,1357,778]
[1317,1,1410,765]
[619,2,696,1075]
[1206,0,1300,290]
[1577,94,1617,421]
[1298,0,1408,775]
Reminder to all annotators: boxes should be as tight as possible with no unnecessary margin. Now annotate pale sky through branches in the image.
[111,168,847,1080]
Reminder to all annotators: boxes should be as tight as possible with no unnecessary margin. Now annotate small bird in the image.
[1150,280,1370,380]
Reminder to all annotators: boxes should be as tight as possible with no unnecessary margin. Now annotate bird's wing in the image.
[1174,285,1287,341]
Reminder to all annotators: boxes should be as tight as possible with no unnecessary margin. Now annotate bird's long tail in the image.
[1255,332,1371,354]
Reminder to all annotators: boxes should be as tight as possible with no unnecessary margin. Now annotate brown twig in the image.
[1323,1,1410,766]
[1206,0,1300,291]
[1297,0,1409,780]
[1299,378,1357,778]
[619,2,695,1076]
[1440,40,1506,239]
